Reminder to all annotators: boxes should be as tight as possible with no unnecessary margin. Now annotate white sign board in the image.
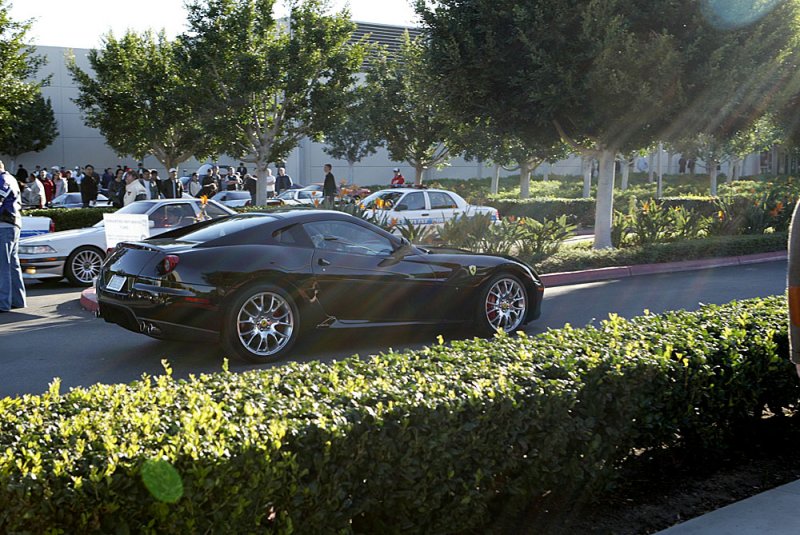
[104,213,150,249]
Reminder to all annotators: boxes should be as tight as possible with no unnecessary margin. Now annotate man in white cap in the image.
[390,167,405,186]
[160,168,184,199]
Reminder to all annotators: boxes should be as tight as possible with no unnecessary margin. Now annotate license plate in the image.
[106,274,126,292]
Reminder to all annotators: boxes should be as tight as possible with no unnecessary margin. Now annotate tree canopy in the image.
[0,0,48,147]
[184,0,367,203]
[67,30,209,171]
[0,93,57,161]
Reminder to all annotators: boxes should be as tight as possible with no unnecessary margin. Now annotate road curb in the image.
[78,251,787,311]
[80,287,98,314]
[539,250,786,288]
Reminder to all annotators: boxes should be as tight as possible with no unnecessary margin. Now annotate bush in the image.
[536,233,787,273]
[490,198,596,227]
[23,207,117,231]
[0,297,796,533]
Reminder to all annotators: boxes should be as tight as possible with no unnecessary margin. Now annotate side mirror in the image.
[148,220,156,228]
[395,204,407,212]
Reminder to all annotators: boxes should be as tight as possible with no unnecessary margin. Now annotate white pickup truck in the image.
[21,216,54,238]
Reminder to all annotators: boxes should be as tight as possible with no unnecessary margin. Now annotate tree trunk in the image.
[594,149,617,249]
[255,160,269,206]
[491,164,500,195]
[542,164,549,182]
[648,153,655,183]
[415,165,424,185]
[582,156,592,198]
[666,152,673,175]
[519,160,531,199]
[656,142,664,199]
[709,161,719,196]
[728,157,740,183]
[621,155,631,191]
[348,161,355,183]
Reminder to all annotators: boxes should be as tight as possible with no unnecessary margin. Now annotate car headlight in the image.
[19,245,57,255]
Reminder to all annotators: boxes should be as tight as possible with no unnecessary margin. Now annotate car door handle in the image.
[318,258,331,266]
[421,213,429,216]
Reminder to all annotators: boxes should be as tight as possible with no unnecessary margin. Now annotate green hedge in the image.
[0,297,796,533]
[23,207,117,231]
[488,195,751,229]
[536,232,787,273]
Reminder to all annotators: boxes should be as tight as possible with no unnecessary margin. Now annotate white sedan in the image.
[360,188,499,227]
[266,188,324,206]
[18,199,235,286]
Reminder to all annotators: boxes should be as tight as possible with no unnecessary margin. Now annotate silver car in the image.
[18,199,235,286]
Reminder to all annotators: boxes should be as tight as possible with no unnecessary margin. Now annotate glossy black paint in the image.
[97,210,544,341]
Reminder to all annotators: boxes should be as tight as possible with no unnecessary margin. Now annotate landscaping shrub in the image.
[535,233,787,273]
[0,297,796,533]
[23,207,117,231]
[490,198,596,227]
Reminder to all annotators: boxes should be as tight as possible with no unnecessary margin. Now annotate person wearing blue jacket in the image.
[0,160,26,313]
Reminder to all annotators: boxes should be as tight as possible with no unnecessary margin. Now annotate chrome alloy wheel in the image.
[236,292,294,357]
[485,278,527,332]
[70,249,104,284]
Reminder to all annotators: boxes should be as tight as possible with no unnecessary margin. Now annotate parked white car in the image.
[48,193,114,209]
[21,216,54,239]
[212,190,252,208]
[18,199,235,286]
[360,188,499,227]
[267,188,324,206]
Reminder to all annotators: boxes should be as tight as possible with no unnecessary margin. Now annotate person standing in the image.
[0,160,26,313]
[265,168,276,198]
[15,164,28,184]
[390,167,405,186]
[225,167,242,191]
[188,172,203,197]
[80,164,100,207]
[323,163,336,203]
[243,174,257,199]
[160,168,184,199]
[275,167,293,194]
[54,170,68,198]
[23,173,45,208]
[108,171,126,208]
[41,172,55,204]
[236,162,248,176]
[123,170,147,206]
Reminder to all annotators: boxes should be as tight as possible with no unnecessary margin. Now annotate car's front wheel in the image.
[222,283,300,363]
[65,246,105,286]
[476,274,528,336]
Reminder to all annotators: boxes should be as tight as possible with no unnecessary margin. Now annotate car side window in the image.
[150,203,195,228]
[272,224,309,247]
[429,192,457,210]
[402,192,426,211]
[203,203,230,219]
[303,221,394,256]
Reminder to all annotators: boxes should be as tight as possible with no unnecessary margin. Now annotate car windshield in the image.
[361,191,405,210]
[277,190,295,200]
[178,215,275,243]
[91,201,167,227]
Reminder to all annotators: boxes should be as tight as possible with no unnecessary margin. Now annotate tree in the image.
[0,93,57,166]
[67,30,209,172]
[367,34,453,185]
[420,0,800,248]
[322,88,378,182]
[0,0,47,144]
[184,0,367,204]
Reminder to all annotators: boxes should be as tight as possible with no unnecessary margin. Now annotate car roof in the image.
[375,187,451,194]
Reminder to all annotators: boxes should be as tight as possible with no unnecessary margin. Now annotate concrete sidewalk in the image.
[657,479,800,534]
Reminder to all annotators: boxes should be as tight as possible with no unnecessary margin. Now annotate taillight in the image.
[49,220,55,233]
[158,255,180,275]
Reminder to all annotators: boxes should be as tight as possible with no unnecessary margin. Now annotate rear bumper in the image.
[97,277,222,341]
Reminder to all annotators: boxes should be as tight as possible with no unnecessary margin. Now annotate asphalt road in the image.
[0,260,788,399]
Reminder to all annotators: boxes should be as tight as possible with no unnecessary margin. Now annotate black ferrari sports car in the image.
[97,210,544,362]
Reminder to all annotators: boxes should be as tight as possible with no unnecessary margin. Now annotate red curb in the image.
[628,257,740,276]
[540,266,631,286]
[738,251,787,265]
[542,250,786,288]
[80,287,98,314]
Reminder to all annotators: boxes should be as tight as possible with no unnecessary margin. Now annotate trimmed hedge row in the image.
[23,207,116,231]
[488,196,745,228]
[536,232,788,273]
[0,297,796,533]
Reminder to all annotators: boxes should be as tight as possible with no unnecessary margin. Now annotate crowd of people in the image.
[10,162,296,209]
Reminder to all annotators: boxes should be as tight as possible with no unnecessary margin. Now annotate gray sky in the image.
[10,0,420,49]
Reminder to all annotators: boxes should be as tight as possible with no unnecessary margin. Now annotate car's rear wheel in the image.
[65,246,105,286]
[476,274,528,336]
[222,283,300,363]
